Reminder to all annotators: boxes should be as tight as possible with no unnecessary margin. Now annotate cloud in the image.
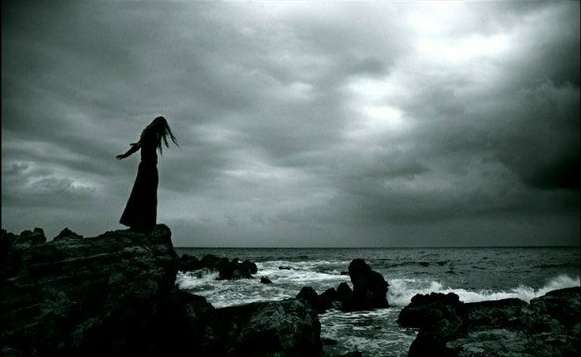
[2,1,579,245]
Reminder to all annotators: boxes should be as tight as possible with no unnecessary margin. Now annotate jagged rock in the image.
[177,254,202,271]
[0,225,324,357]
[0,230,21,279]
[53,228,83,241]
[260,276,272,284]
[216,298,321,356]
[217,258,256,280]
[13,228,46,248]
[0,225,178,357]
[398,292,462,329]
[346,259,389,310]
[296,286,336,314]
[462,298,528,331]
[177,254,258,280]
[200,254,222,269]
[402,287,581,357]
[336,282,353,309]
[241,259,258,275]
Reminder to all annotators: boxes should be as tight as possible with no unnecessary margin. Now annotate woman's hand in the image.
[116,142,140,160]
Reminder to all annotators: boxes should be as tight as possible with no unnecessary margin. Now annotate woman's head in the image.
[144,116,178,154]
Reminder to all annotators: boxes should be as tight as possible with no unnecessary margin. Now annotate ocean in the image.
[175,247,580,357]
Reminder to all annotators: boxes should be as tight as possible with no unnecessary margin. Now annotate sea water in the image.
[175,247,580,356]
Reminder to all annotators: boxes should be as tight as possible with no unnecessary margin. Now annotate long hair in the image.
[142,116,178,155]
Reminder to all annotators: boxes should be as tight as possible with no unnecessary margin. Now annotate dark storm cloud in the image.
[2,1,579,246]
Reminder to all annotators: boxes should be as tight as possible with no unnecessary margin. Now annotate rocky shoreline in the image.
[0,225,320,357]
[398,288,580,357]
[1,225,579,356]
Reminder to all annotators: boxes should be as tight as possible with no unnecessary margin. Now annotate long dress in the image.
[119,129,158,233]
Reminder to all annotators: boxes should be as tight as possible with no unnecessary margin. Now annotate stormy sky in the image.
[2,1,579,247]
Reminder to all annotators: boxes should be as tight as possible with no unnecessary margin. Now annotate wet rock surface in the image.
[0,225,322,357]
[177,253,258,280]
[399,287,581,357]
[296,259,390,313]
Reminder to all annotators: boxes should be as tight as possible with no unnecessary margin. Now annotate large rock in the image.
[217,258,257,280]
[216,299,321,356]
[1,225,323,357]
[401,287,581,357]
[0,224,178,357]
[10,228,47,249]
[177,254,202,271]
[398,292,462,329]
[346,258,389,310]
[177,254,258,280]
[53,227,83,241]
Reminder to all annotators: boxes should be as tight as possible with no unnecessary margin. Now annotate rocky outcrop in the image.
[216,299,321,356]
[296,259,389,313]
[53,227,83,241]
[1,225,322,357]
[0,225,178,357]
[399,287,581,357]
[217,259,258,280]
[347,258,389,310]
[2,228,47,249]
[177,254,258,280]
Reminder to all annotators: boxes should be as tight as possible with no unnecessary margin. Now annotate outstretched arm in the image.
[116,142,141,160]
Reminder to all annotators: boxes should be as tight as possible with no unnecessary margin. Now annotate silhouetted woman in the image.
[116,116,177,234]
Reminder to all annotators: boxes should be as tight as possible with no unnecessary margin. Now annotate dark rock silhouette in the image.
[398,292,462,329]
[346,258,389,310]
[217,258,257,280]
[178,254,258,280]
[53,227,83,241]
[336,282,354,309]
[260,276,272,284]
[296,259,389,313]
[0,225,322,357]
[177,254,202,271]
[10,227,47,248]
[400,288,581,357]
[216,299,321,356]
[0,225,178,357]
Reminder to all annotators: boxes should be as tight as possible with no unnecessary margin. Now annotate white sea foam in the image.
[177,267,579,309]
[387,274,580,306]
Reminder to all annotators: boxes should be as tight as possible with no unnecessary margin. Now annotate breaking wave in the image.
[387,274,580,306]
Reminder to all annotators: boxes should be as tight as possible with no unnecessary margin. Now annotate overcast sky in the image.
[2,1,579,247]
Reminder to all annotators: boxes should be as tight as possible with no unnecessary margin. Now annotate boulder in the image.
[178,254,258,279]
[217,258,256,280]
[260,276,272,284]
[336,282,353,308]
[346,259,389,310]
[398,292,462,329]
[216,299,321,356]
[0,225,178,357]
[402,287,581,357]
[177,254,202,271]
[200,254,222,269]
[53,228,83,241]
[12,228,46,248]
[0,225,324,357]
